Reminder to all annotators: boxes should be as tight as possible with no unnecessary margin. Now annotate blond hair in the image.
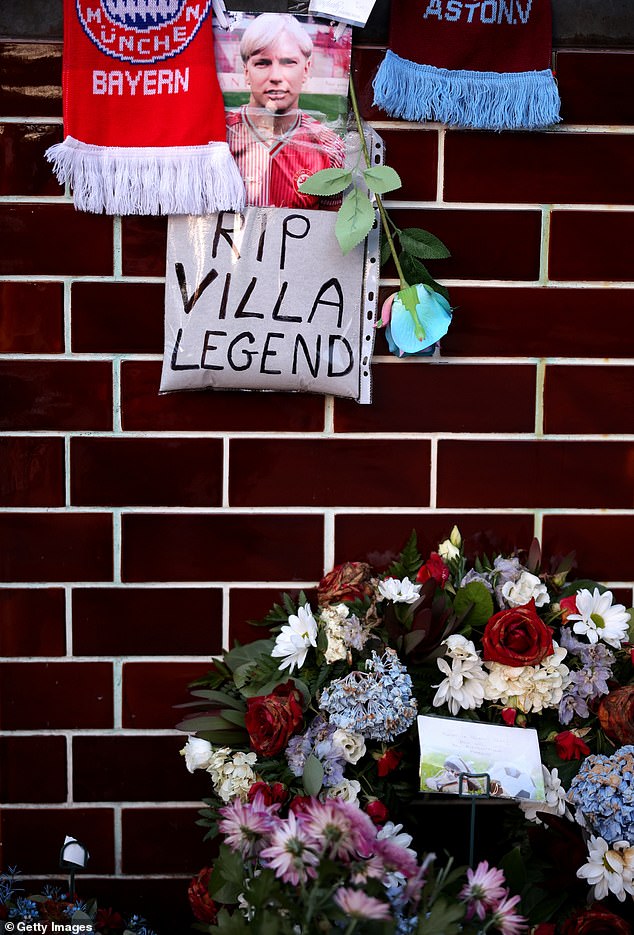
[240,13,313,64]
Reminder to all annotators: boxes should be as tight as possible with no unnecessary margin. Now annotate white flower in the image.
[443,634,480,662]
[568,588,631,648]
[376,821,415,853]
[577,836,634,902]
[484,643,569,713]
[180,736,213,773]
[324,778,361,804]
[501,571,549,608]
[438,534,460,561]
[321,604,350,664]
[520,766,573,824]
[332,728,366,764]
[271,603,318,672]
[207,749,257,803]
[432,655,487,716]
[377,576,421,604]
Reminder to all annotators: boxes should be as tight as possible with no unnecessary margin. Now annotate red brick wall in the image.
[1,30,634,933]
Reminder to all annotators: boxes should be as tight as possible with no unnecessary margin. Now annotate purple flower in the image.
[218,792,277,858]
[458,861,507,921]
[259,811,320,886]
[558,689,590,726]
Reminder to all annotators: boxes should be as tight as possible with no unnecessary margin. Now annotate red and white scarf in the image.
[47,0,245,214]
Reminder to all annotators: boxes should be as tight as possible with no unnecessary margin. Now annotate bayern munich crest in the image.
[76,0,213,64]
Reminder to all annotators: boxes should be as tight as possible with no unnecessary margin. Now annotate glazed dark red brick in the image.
[71,437,223,507]
[444,132,634,205]
[121,808,212,874]
[73,736,210,802]
[556,51,634,126]
[0,282,64,353]
[0,808,114,874]
[387,208,541,281]
[0,361,112,430]
[72,281,164,354]
[0,436,64,506]
[0,205,113,276]
[0,588,66,655]
[229,438,431,507]
[542,515,634,584]
[335,363,536,433]
[0,662,113,729]
[122,661,211,729]
[351,46,387,121]
[0,42,62,117]
[441,286,634,359]
[334,513,535,569]
[121,215,168,277]
[549,211,634,282]
[0,736,66,802]
[73,587,223,656]
[228,587,316,644]
[0,513,112,582]
[121,361,325,432]
[379,129,438,201]
[122,514,324,582]
[0,123,63,196]
[437,440,634,509]
[544,365,634,435]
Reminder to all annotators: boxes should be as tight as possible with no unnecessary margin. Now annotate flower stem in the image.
[348,76,407,291]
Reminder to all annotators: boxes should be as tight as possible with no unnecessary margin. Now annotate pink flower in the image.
[300,798,360,862]
[334,888,392,921]
[490,893,528,935]
[218,792,277,858]
[259,810,319,886]
[459,861,507,921]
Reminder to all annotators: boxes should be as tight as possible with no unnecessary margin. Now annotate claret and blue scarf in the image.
[373,0,561,130]
[47,0,245,215]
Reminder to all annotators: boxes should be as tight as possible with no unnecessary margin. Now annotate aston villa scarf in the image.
[46,0,245,215]
[373,0,561,130]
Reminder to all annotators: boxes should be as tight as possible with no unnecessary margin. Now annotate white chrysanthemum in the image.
[207,749,257,803]
[568,588,631,649]
[520,766,573,824]
[501,571,549,608]
[484,643,569,713]
[577,836,634,902]
[377,576,421,604]
[443,634,480,662]
[433,655,487,716]
[271,603,318,672]
[324,778,361,804]
[180,736,213,773]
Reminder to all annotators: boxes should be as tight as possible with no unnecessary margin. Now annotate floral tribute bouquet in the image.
[180,527,633,932]
[0,866,157,934]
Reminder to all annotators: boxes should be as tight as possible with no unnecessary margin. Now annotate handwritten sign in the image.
[160,207,378,402]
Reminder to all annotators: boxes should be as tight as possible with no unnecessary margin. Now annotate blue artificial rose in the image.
[382,284,452,357]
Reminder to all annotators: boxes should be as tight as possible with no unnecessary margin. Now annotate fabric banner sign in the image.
[373,0,561,130]
[46,0,245,215]
[160,205,378,402]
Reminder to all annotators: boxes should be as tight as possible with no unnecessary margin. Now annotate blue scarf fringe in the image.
[373,49,561,130]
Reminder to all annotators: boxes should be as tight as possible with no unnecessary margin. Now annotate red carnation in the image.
[554,730,591,761]
[188,868,218,925]
[559,595,578,623]
[248,780,288,806]
[288,794,313,814]
[416,552,450,588]
[245,681,304,758]
[365,800,389,825]
[377,748,402,777]
[317,561,374,605]
[482,600,554,667]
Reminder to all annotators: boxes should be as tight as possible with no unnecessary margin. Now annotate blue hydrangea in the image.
[319,649,417,743]
[569,745,634,844]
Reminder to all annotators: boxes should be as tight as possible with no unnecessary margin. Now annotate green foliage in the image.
[399,227,451,260]
[417,896,465,934]
[335,187,376,255]
[303,752,324,796]
[387,529,422,580]
[399,251,450,301]
[362,164,402,194]
[297,167,353,196]
[453,581,495,629]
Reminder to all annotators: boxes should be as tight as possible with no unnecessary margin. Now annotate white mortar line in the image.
[539,206,552,284]
[65,584,73,655]
[323,511,335,573]
[436,128,445,202]
[112,357,122,433]
[324,395,335,433]
[112,509,122,584]
[535,360,546,436]
[222,436,230,507]
[113,217,123,279]
[533,512,544,543]
[429,437,438,509]
[222,585,230,650]
[114,806,123,875]
[112,659,123,730]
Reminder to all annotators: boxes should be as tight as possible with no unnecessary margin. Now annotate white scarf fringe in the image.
[46,136,246,215]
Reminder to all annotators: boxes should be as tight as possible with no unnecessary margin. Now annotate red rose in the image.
[377,748,402,777]
[248,780,288,806]
[501,707,517,726]
[416,553,450,588]
[562,904,632,935]
[366,800,390,825]
[188,868,218,925]
[317,562,374,605]
[559,595,578,623]
[245,681,304,757]
[482,600,554,667]
[554,730,591,760]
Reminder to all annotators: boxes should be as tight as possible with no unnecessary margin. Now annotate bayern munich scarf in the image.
[46,0,245,215]
[373,0,561,130]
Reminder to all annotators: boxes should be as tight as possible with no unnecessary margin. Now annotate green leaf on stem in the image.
[362,165,402,194]
[453,582,494,628]
[399,252,450,301]
[297,167,353,196]
[400,227,451,259]
[303,752,324,796]
[335,187,376,255]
